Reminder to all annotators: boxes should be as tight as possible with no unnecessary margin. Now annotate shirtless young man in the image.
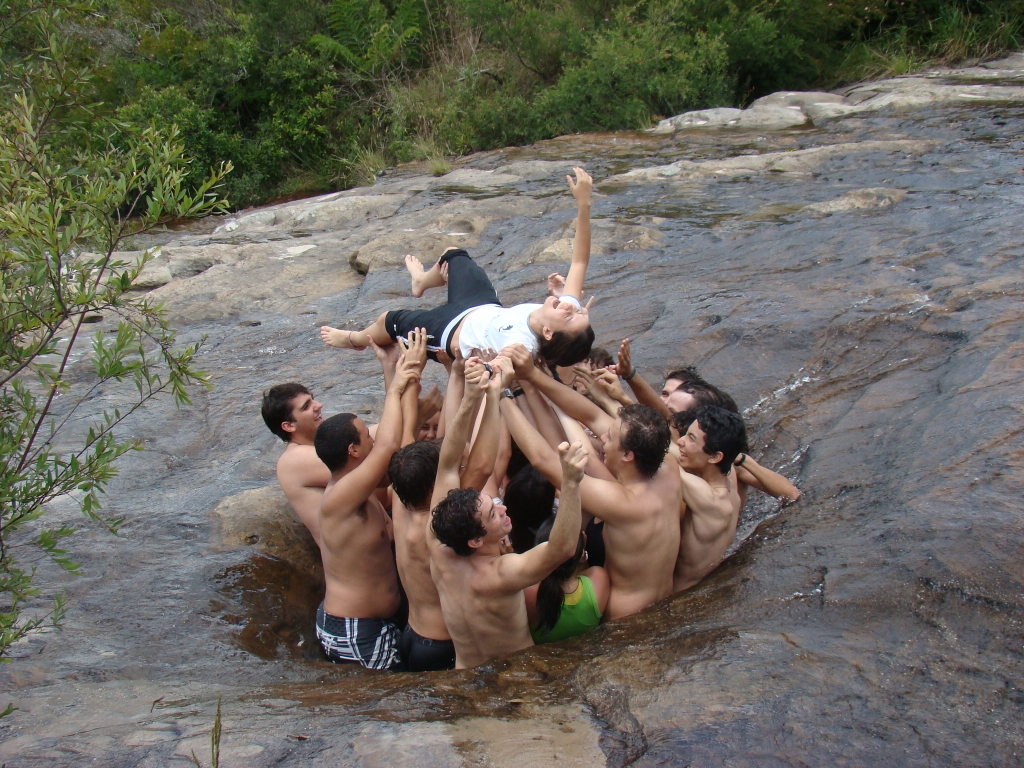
[261,383,329,548]
[319,169,595,369]
[427,358,587,669]
[669,406,798,591]
[500,345,682,621]
[312,330,427,670]
[672,405,751,591]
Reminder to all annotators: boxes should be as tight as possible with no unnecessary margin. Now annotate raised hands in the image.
[616,338,633,379]
[393,328,427,394]
[501,343,536,381]
[558,439,588,485]
[567,167,593,206]
[547,272,566,298]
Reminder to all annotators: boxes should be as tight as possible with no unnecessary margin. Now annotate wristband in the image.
[737,453,747,467]
[624,368,637,381]
[512,387,525,398]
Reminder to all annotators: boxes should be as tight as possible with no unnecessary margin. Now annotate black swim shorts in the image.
[399,624,456,672]
[384,249,501,360]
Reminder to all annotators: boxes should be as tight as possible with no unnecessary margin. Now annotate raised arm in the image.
[574,365,633,418]
[494,441,586,592]
[617,339,670,418]
[520,378,567,449]
[561,168,593,303]
[430,360,488,509]
[330,336,423,512]
[498,386,564,488]
[462,363,502,491]
[735,454,801,501]
[506,343,612,435]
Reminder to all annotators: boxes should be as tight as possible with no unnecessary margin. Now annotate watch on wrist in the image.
[500,387,515,400]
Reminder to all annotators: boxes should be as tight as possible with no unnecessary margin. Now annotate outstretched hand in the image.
[492,356,515,389]
[464,357,491,401]
[616,338,633,379]
[368,336,399,381]
[558,439,588,483]
[547,272,566,298]
[397,327,428,371]
[501,343,536,380]
[567,167,593,205]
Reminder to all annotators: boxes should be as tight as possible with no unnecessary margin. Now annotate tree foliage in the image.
[0,0,229,685]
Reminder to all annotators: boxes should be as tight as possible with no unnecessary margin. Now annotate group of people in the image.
[260,169,800,672]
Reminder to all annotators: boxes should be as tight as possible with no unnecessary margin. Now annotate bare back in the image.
[320,491,400,619]
[429,549,533,669]
[673,470,742,592]
[276,443,329,548]
[586,460,681,620]
[392,499,449,640]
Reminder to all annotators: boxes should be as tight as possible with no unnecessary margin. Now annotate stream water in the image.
[1,83,1023,765]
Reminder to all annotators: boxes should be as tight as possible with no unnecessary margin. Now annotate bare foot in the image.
[320,326,366,350]
[405,254,429,297]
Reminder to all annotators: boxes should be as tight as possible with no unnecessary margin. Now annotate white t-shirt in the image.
[458,303,540,357]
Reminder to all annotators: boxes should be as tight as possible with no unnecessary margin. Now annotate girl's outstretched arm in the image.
[561,167,593,304]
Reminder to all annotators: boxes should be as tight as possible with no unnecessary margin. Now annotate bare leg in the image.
[406,254,447,298]
[320,313,393,351]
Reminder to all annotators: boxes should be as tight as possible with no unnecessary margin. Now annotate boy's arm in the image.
[520,379,567,449]
[400,379,420,447]
[499,387,564,488]
[462,366,502,491]
[735,455,800,501]
[494,441,586,592]
[430,360,488,510]
[328,344,422,517]
[617,339,670,418]
[561,168,593,303]
[506,344,613,436]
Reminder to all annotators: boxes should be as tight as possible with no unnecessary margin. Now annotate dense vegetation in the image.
[19,0,1024,207]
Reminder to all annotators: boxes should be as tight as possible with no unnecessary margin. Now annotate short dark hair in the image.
[679,380,739,413]
[261,383,310,442]
[693,405,748,474]
[539,326,595,368]
[665,367,702,385]
[669,409,698,437]
[431,488,486,557]
[314,413,360,472]
[619,403,671,478]
[388,441,440,509]
[587,346,614,369]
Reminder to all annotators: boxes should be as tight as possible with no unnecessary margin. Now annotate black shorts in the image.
[399,624,456,672]
[384,249,500,360]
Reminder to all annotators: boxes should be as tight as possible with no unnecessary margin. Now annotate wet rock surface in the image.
[3,59,1024,765]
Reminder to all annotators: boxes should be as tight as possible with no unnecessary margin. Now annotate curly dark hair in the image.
[431,488,486,557]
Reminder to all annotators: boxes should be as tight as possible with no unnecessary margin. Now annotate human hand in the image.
[503,343,536,380]
[451,347,466,376]
[616,338,633,379]
[567,167,593,206]
[499,535,514,555]
[368,337,399,379]
[397,327,428,371]
[492,356,515,390]
[440,261,449,284]
[436,349,453,370]
[593,367,630,403]
[392,351,422,395]
[464,357,490,402]
[558,439,588,484]
[471,347,497,363]
[547,272,566,298]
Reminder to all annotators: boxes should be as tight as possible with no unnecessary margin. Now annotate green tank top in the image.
[531,575,602,644]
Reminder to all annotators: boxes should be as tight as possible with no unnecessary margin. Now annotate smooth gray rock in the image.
[751,91,847,110]
[802,187,907,214]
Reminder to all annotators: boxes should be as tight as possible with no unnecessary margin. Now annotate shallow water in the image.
[2,93,1023,764]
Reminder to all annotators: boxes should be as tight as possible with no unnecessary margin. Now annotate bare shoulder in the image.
[278,444,329,486]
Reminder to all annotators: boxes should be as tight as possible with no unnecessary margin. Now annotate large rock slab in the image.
[610,139,935,183]
[650,105,809,135]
